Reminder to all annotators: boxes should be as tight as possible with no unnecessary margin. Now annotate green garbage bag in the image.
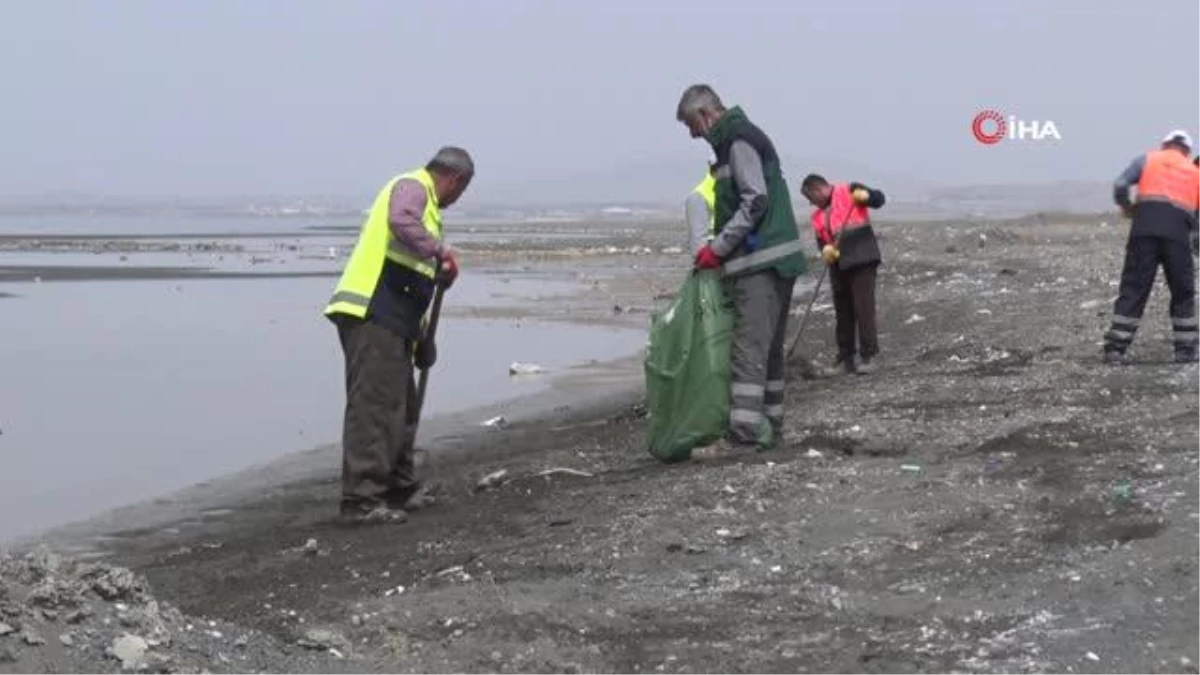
[644,270,735,462]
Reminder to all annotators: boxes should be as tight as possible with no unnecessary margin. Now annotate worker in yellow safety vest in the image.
[323,146,474,524]
[683,161,717,255]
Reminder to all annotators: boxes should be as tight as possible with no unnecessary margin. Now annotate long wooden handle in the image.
[413,283,446,428]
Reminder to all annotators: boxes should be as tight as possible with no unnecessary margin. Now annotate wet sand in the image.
[3,214,1198,674]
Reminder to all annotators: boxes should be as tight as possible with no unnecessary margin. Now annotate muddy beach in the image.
[3,213,1198,674]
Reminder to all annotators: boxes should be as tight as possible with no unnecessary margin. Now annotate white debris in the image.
[302,538,319,555]
[384,585,407,598]
[1085,651,1100,662]
[534,467,595,478]
[1079,299,1104,310]
[905,313,926,324]
[804,448,824,459]
[509,362,546,376]
[109,634,149,670]
[481,415,509,429]
[476,469,510,490]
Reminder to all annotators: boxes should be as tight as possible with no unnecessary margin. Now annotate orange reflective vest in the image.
[810,183,869,245]
[1138,149,1200,213]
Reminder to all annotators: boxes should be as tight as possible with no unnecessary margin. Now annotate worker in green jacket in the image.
[675,83,809,459]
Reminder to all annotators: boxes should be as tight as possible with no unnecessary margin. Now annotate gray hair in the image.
[426,146,475,177]
[676,84,725,122]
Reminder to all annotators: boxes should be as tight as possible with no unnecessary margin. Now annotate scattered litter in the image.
[384,585,406,597]
[297,628,352,653]
[804,448,824,459]
[481,416,509,429]
[661,246,683,255]
[21,629,45,646]
[901,464,922,473]
[476,469,510,490]
[985,457,1003,474]
[108,634,149,670]
[904,314,926,324]
[436,565,465,578]
[509,362,546,376]
[1079,299,1104,310]
[977,309,993,315]
[302,539,319,556]
[1114,481,1134,502]
[534,467,595,479]
[1085,651,1100,662]
[715,528,748,541]
[59,634,74,647]
[0,623,13,636]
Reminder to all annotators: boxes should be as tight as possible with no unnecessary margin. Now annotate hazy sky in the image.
[1,0,1196,202]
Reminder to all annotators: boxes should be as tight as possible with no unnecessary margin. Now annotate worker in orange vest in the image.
[1104,130,1200,364]
[801,174,887,374]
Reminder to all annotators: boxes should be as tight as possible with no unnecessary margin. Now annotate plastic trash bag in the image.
[644,270,735,462]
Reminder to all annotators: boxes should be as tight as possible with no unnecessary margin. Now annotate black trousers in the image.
[1104,235,1198,354]
[830,263,880,360]
[336,317,421,507]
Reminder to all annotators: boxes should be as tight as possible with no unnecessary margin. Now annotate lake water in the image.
[0,216,646,541]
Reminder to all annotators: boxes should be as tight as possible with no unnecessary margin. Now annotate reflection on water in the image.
[0,273,643,541]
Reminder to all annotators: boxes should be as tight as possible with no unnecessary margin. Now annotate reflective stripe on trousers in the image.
[1173,315,1199,346]
[764,380,785,424]
[730,382,765,428]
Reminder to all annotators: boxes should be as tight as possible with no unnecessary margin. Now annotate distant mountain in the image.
[921,180,1113,218]
[470,153,942,209]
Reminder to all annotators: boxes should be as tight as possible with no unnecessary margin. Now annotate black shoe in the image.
[1103,350,1130,366]
[1174,348,1199,364]
[834,354,857,375]
[385,484,437,512]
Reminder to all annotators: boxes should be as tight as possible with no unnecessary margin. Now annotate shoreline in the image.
[21,352,650,557]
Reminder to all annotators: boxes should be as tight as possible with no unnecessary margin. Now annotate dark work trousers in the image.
[830,262,880,360]
[336,317,421,509]
[726,269,797,446]
[1104,235,1198,355]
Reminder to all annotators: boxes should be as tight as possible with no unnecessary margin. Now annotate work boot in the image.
[1174,347,1199,364]
[339,500,407,525]
[856,354,878,375]
[690,438,756,462]
[386,484,437,512]
[1103,349,1130,366]
[833,353,857,375]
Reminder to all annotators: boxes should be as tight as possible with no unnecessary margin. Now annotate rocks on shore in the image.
[0,547,336,673]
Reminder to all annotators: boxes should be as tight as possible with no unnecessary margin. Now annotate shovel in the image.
[785,198,862,363]
[413,283,445,426]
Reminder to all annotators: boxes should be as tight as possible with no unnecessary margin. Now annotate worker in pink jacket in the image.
[801,174,886,375]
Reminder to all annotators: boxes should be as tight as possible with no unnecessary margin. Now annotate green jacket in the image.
[707,106,808,278]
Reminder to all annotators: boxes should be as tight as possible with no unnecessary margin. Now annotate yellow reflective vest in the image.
[324,167,442,320]
[692,172,716,238]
